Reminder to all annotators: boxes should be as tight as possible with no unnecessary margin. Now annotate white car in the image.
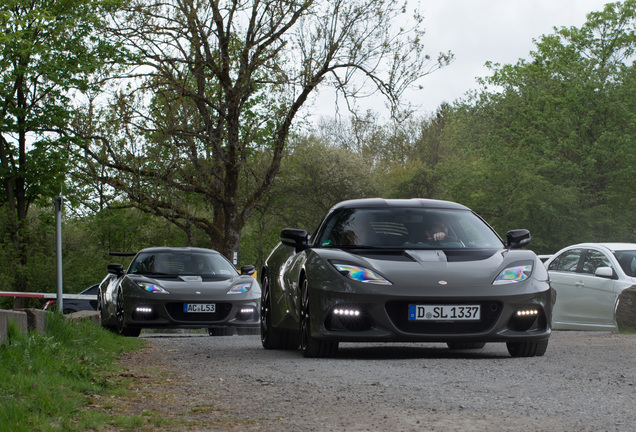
[544,243,636,331]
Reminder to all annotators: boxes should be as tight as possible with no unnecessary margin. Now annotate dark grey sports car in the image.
[98,247,260,337]
[260,198,552,358]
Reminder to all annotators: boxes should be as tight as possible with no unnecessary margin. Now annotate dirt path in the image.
[113,331,636,431]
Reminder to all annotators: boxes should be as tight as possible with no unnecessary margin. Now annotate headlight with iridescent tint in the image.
[228,282,252,294]
[332,264,392,285]
[493,264,533,285]
[137,282,170,294]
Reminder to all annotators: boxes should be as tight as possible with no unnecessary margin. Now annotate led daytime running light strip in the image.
[334,308,361,317]
[516,309,539,316]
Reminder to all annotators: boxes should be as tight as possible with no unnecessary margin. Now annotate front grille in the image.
[385,301,502,334]
[165,302,232,322]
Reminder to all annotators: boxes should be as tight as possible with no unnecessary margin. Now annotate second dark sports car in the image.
[260,198,552,358]
[98,247,260,337]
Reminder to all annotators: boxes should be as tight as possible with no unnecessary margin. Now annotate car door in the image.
[548,248,584,327]
[574,248,617,328]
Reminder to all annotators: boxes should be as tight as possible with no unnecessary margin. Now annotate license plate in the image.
[184,303,216,313]
[408,305,480,321]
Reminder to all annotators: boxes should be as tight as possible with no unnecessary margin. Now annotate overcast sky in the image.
[309,0,613,120]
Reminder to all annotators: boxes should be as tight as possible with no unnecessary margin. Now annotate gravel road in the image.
[120,330,636,432]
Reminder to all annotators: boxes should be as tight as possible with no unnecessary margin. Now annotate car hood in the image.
[316,248,542,288]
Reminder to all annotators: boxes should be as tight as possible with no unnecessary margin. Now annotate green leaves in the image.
[0,0,129,296]
[438,0,636,251]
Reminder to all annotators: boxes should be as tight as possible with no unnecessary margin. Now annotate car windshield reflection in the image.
[128,251,239,278]
[316,208,503,250]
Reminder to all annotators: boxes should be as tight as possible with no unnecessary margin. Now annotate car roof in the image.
[558,243,636,252]
[329,198,470,212]
[136,247,221,254]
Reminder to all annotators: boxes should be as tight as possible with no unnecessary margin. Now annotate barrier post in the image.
[55,196,63,313]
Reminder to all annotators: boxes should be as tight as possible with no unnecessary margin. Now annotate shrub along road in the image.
[117,330,635,431]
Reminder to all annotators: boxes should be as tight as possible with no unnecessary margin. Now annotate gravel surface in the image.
[118,331,636,431]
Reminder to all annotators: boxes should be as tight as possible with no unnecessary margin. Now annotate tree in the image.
[241,133,381,266]
[438,0,636,251]
[384,104,451,199]
[0,0,125,305]
[76,0,453,258]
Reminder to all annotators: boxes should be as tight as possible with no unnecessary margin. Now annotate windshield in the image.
[315,208,504,250]
[614,250,636,277]
[128,251,238,277]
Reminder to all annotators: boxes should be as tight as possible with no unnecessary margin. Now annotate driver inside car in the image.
[425,222,448,242]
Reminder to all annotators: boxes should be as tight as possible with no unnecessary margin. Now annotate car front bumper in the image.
[308,280,552,344]
[123,292,260,330]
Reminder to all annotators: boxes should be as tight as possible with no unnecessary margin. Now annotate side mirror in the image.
[506,229,531,249]
[240,265,256,276]
[280,228,309,252]
[107,263,125,277]
[595,266,615,279]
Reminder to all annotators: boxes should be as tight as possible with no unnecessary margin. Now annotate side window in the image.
[581,249,612,275]
[548,249,583,272]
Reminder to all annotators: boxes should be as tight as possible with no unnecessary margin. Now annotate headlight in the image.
[493,264,533,285]
[137,282,170,294]
[332,264,392,285]
[228,282,252,294]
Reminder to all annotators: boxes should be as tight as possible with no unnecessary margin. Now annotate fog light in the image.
[334,308,361,317]
[509,308,544,332]
[326,305,372,332]
[516,309,538,316]
[136,307,153,313]
[236,307,256,321]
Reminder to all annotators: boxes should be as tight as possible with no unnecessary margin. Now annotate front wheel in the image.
[261,275,299,350]
[506,340,548,357]
[300,277,338,358]
[115,290,141,337]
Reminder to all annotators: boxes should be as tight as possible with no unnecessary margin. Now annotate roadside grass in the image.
[0,313,168,431]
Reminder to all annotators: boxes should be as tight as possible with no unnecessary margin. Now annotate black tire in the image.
[300,277,338,358]
[260,275,299,350]
[208,327,233,336]
[115,290,141,337]
[447,342,486,350]
[506,339,548,357]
